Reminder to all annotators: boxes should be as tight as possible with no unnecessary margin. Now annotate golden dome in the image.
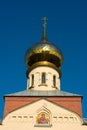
[25,17,63,76]
[25,39,63,69]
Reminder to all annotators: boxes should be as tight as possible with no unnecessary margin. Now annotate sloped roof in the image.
[83,118,87,125]
[0,119,2,125]
[5,90,82,97]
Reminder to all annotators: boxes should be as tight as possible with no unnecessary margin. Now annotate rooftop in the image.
[5,90,82,97]
[83,118,87,125]
[0,119,2,125]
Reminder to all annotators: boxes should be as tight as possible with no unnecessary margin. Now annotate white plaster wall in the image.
[0,123,87,130]
[1,99,86,130]
[27,66,60,91]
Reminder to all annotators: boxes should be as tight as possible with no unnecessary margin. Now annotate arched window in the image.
[53,75,56,86]
[31,74,34,86]
[41,73,46,84]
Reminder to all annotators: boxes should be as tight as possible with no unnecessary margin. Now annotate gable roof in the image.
[5,90,82,97]
[3,98,83,126]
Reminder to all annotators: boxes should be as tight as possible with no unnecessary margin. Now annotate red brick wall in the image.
[4,96,82,117]
[46,97,82,117]
[4,97,40,117]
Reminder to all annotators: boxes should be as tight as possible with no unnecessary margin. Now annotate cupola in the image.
[25,17,63,91]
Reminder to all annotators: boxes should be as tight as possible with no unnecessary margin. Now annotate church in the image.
[0,17,87,130]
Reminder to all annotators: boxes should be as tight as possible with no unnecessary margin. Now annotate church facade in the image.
[0,17,87,130]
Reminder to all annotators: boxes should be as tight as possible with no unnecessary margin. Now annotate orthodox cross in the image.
[42,17,48,41]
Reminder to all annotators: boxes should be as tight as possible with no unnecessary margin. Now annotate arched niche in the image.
[35,106,52,127]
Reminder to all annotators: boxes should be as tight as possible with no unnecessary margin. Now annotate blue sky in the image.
[0,0,87,118]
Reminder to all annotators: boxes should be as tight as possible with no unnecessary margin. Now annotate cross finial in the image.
[42,17,48,41]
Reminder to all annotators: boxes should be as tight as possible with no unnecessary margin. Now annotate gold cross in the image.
[42,17,48,41]
[42,17,48,25]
